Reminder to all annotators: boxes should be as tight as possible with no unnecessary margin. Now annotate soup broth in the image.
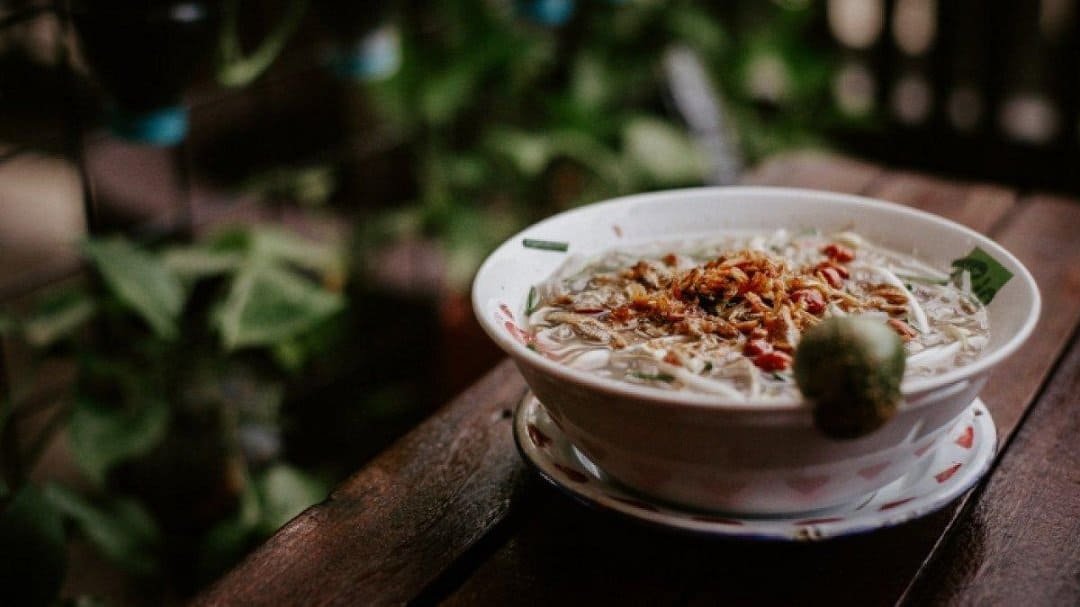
[526,230,989,401]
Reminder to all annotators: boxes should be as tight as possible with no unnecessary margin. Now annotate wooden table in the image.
[196,152,1080,606]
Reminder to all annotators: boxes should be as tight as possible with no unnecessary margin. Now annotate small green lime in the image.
[795,317,906,439]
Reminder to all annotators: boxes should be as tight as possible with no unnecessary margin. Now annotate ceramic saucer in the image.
[514,393,997,541]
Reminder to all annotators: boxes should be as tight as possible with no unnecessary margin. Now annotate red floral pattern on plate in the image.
[934,463,963,483]
[858,462,891,479]
[527,424,552,448]
[787,475,831,495]
[955,426,974,449]
[554,463,590,484]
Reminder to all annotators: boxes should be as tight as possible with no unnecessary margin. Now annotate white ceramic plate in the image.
[515,392,997,541]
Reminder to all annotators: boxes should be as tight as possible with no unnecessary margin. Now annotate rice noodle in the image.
[527,230,989,398]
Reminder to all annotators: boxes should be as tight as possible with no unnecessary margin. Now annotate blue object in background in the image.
[516,0,576,26]
[108,105,189,146]
[330,24,402,81]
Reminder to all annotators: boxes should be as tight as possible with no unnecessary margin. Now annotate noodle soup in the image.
[526,230,989,401]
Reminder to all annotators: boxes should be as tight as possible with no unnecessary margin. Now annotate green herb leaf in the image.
[84,238,185,340]
[42,483,161,577]
[522,239,569,252]
[950,247,1014,305]
[69,396,169,486]
[0,486,67,607]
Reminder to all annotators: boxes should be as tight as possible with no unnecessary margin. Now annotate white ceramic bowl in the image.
[472,187,1040,514]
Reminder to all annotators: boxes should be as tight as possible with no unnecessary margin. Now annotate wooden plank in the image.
[891,194,1080,604]
[975,195,1080,432]
[194,360,532,607]
[740,150,884,193]
[867,171,1016,234]
[898,333,1080,606]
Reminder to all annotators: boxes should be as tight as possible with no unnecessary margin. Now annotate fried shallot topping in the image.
[541,244,907,371]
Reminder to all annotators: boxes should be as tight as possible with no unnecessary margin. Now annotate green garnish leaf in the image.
[950,247,1013,305]
[631,371,675,382]
[894,272,949,286]
[526,286,538,315]
[523,239,569,252]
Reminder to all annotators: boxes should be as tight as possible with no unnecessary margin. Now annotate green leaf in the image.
[68,396,169,486]
[0,486,67,607]
[22,290,97,348]
[418,58,484,126]
[216,263,345,350]
[251,228,344,276]
[42,484,161,578]
[84,238,185,340]
[666,5,730,54]
[487,129,552,177]
[951,247,1014,305]
[0,312,15,336]
[195,480,261,584]
[570,52,611,110]
[254,464,328,533]
[162,247,245,281]
[240,165,337,207]
[216,0,309,87]
[547,131,632,192]
[623,117,706,184]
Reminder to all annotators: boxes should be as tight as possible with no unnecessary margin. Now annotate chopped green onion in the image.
[523,238,569,252]
[894,273,949,286]
[525,286,538,315]
[631,371,675,382]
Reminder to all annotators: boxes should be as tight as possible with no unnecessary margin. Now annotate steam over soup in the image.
[525,230,989,401]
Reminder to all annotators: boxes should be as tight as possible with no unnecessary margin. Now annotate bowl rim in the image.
[471,186,1042,413]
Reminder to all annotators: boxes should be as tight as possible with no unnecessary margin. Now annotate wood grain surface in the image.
[196,152,1080,607]
[899,333,1080,606]
[195,361,532,607]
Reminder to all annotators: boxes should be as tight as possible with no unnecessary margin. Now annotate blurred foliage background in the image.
[0,0,1075,604]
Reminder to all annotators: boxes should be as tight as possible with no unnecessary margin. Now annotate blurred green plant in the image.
[0,226,345,604]
[349,0,834,292]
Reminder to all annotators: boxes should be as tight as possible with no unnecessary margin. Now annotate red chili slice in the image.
[754,351,792,371]
[822,243,855,262]
[792,289,826,314]
[743,339,772,357]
